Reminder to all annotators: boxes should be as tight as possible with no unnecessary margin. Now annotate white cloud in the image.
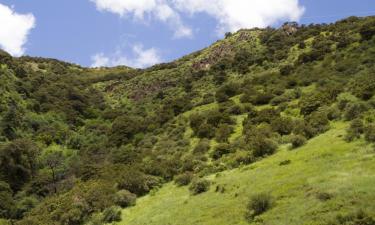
[173,0,305,33]
[90,0,304,36]
[90,0,192,38]
[0,4,35,56]
[91,44,162,68]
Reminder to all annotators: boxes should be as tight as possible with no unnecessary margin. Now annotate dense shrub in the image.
[329,210,375,225]
[114,190,136,208]
[174,172,194,186]
[271,117,294,135]
[252,92,275,105]
[0,139,40,191]
[250,136,277,158]
[245,193,273,220]
[110,115,144,147]
[345,119,364,142]
[300,92,331,116]
[215,124,233,143]
[350,71,375,100]
[211,143,232,160]
[189,179,210,195]
[360,19,375,41]
[102,206,122,223]
[215,83,240,103]
[196,123,216,139]
[0,182,14,218]
[193,139,211,154]
[290,135,307,149]
[343,103,368,121]
[306,112,330,136]
[364,124,375,143]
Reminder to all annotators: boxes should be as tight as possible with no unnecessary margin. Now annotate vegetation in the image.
[0,15,375,225]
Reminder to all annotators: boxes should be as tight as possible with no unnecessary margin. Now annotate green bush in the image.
[0,182,14,219]
[102,206,122,223]
[211,143,232,160]
[193,139,211,154]
[271,117,294,135]
[364,124,375,143]
[196,123,216,139]
[215,124,233,143]
[174,172,194,186]
[290,135,307,149]
[345,119,364,142]
[329,210,375,225]
[252,92,275,105]
[189,179,210,195]
[360,19,375,41]
[114,190,136,208]
[306,112,330,136]
[300,92,331,116]
[343,103,368,121]
[251,136,277,158]
[245,193,273,220]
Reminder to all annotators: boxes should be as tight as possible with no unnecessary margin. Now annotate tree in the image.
[215,124,233,143]
[0,139,40,191]
[0,181,14,218]
[110,116,144,147]
[299,92,330,116]
[360,20,375,41]
[0,102,24,140]
[271,117,294,135]
[41,150,66,193]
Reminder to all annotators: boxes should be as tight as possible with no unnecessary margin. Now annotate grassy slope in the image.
[114,122,375,225]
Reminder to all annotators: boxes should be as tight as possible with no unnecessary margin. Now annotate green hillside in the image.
[0,16,375,225]
[115,122,375,225]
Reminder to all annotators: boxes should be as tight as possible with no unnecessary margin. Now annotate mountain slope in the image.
[0,16,374,225]
[116,122,375,225]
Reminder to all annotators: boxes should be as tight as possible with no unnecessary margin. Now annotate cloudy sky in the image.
[0,0,374,68]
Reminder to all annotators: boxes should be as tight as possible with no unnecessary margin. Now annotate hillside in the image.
[0,16,375,225]
[117,122,375,225]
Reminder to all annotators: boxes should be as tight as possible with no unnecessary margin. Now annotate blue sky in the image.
[0,0,374,68]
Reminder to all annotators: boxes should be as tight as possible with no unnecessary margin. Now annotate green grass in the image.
[114,122,375,225]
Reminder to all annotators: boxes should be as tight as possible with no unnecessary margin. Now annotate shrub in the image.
[350,71,375,100]
[102,206,122,223]
[245,193,273,220]
[337,92,358,111]
[189,179,210,195]
[196,123,216,139]
[251,136,277,158]
[174,172,194,186]
[290,135,307,149]
[279,64,294,76]
[252,92,275,105]
[110,115,144,146]
[271,117,294,135]
[270,95,289,106]
[211,143,232,160]
[0,182,14,218]
[343,103,368,121]
[215,124,233,143]
[360,19,375,41]
[299,92,331,116]
[306,112,330,136]
[193,139,211,154]
[329,210,375,225]
[114,190,136,208]
[364,124,375,143]
[215,83,239,103]
[345,119,364,142]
